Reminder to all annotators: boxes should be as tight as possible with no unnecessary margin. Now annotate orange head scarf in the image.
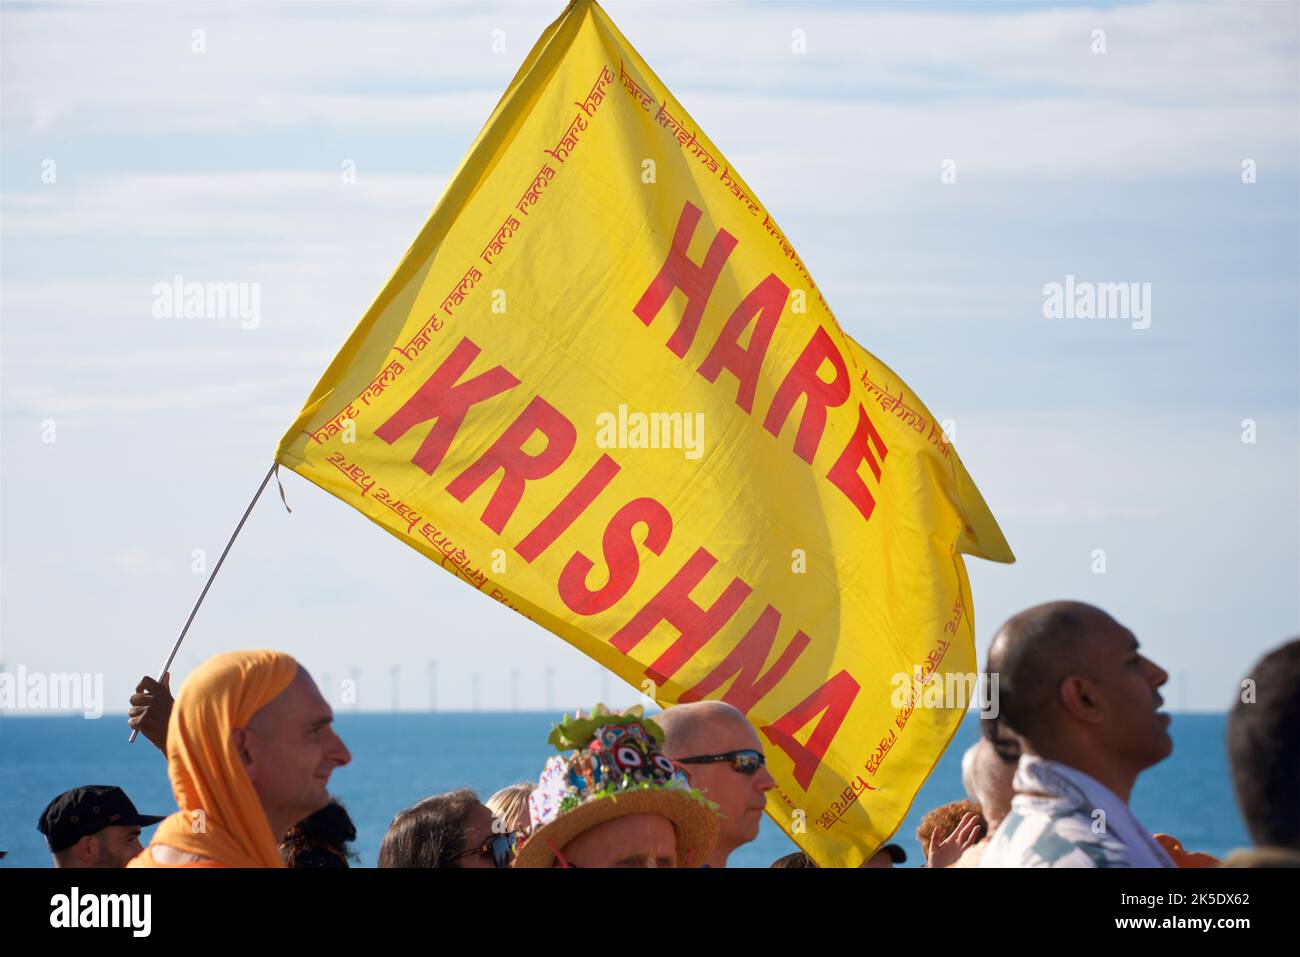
[140,649,300,868]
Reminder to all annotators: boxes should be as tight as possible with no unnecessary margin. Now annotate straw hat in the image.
[514,705,719,868]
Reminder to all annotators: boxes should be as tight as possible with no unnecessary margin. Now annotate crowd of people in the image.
[27,600,1300,869]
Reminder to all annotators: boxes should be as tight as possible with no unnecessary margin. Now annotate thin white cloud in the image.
[6,379,301,414]
[44,348,335,371]
[109,547,184,581]
[2,2,1294,135]
[1,172,446,238]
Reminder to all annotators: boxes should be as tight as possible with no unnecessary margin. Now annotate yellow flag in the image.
[277,0,1013,867]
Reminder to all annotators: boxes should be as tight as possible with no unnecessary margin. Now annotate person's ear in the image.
[231,727,257,779]
[1059,674,1104,723]
[77,834,99,866]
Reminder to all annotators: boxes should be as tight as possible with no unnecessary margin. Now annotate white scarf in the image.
[1015,755,1175,868]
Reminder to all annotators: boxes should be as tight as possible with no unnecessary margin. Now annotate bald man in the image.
[657,701,775,868]
[979,601,1176,867]
[131,650,351,868]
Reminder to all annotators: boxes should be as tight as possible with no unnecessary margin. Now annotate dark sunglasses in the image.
[676,749,766,775]
[459,831,520,869]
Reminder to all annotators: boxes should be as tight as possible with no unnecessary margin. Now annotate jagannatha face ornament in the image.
[514,703,721,868]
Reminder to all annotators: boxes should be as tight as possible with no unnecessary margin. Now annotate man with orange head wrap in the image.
[129,650,351,868]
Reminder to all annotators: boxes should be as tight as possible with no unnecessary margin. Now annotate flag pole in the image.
[128,461,281,743]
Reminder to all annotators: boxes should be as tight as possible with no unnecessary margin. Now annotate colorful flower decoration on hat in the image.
[528,704,716,830]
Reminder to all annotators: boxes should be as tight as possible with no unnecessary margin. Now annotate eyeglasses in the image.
[458,831,520,869]
[676,749,767,775]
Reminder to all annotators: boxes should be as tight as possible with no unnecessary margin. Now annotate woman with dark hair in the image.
[378,788,514,868]
[280,798,359,868]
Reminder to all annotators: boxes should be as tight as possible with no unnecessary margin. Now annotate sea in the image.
[0,711,1249,868]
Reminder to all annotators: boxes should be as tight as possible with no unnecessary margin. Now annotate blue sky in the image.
[1,0,1297,714]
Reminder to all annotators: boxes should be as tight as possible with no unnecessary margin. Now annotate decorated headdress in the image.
[513,704,719,868]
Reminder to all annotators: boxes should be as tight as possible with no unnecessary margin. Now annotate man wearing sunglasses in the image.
[658,700,776,868]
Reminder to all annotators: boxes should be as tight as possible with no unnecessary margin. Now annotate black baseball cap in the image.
[879,842,908,864]
[37,785,166,852]
[857,842,908,865]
